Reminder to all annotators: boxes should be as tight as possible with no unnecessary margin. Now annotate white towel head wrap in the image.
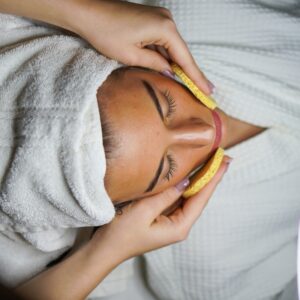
[0,13,122,234]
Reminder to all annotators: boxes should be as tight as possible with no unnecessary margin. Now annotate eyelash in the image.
[164,154,177,182]
[164,89,176,119]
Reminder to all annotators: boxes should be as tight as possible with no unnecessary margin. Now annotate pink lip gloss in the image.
[211,110,222,153]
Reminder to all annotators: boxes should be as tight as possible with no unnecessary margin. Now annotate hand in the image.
[91,156,231,261]
[70,0,213,95]
[0,0,213,94]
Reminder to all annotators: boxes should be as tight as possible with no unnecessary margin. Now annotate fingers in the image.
[131,47,171,73]
[155,45,171,61]
[136,178,189,221]
[143,22,212,95]
[145,45,171,62]
[148,159,228,244]
[165,30,212,95]
[180,156,232,226]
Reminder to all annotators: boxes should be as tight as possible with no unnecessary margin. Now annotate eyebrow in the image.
[142,80,164,121]
[141,80,165,193]
[145,156,164,193]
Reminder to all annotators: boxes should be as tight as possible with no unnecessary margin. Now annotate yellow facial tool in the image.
[170,63,225,198]
[171,63,217,110]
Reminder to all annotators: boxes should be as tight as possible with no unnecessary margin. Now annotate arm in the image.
[13,156,230,300]
[14,237,125,300]
[0,0,213,94]
[0,0,77,31]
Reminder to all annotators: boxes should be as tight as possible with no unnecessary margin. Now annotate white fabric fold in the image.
[0,13,120,234]
[0,13,121,287]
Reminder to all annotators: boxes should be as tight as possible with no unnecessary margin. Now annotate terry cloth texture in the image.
[98,1,300,300]
[0,13,121,287]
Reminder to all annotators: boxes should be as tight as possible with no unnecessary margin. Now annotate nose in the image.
[170,119,215,147]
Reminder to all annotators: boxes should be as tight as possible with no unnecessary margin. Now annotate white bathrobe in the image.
[0,13,121,288]
[98,1,300,299]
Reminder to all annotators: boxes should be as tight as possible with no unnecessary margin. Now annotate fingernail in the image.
[208,80,215,94]
[224,163,230,173]
[175,177,190,192]
[224,156,233,164]
[162,69,176,80]
[224,157,233,173]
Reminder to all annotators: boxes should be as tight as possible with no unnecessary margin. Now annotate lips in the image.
[211,110,222,153]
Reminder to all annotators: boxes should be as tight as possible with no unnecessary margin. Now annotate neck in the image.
[215,108,266,150]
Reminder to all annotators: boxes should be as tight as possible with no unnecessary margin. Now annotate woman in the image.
[0,0,299,299]
[0,1,230,299]
[98,65,261,202]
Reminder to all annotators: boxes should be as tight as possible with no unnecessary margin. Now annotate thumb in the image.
[141,178,190,219]
[164,30,212,95]
[132,47,172,73]
[181,156,232,225]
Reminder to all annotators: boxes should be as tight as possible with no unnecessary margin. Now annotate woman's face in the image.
[98,67,227,203]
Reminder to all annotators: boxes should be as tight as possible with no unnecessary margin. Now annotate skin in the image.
[12,67,265,299]
[0,0,212,94]
[98,67,231,203]
[0,2,264,299]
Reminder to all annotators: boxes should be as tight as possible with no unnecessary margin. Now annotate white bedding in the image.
[0,13,119,288]
[99,0,300,299]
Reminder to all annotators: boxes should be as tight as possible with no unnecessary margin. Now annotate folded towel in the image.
[0,13,121,286]
[0,13,121,233]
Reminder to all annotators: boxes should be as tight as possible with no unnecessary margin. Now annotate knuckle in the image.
[162,188,178,203]
[157,7,173,18]
[160,18,176,32]
[163,189,173,199]
[177,226,189,242]
[135,200,153,217]
[144,205,157,218]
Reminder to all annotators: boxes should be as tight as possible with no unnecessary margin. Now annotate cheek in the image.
[176,149,197,179]
[148,145,211,195]
[172,146,211,183]
[150,149,195,194]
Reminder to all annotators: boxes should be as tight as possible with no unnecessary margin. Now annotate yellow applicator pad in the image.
[171,63,217,110]
[182,148,224,198]
[170,63,225,198]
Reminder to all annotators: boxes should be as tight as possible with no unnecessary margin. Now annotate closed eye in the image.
[142,81,178,192]
[163,89,176,119]
[164,153,177,182]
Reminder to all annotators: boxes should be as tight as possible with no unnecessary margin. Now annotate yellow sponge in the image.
[171,63,217,110]
[170,63,225,197]
[183,148,224,198]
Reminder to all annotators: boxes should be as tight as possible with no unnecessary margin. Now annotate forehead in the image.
[102,69,166,200]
